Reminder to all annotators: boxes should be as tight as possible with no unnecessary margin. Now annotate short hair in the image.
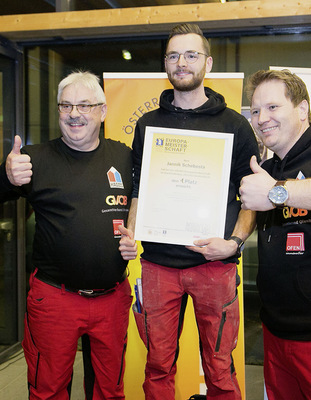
[57,70,106,104]
[166,23,211,56]
[246,69,311,122]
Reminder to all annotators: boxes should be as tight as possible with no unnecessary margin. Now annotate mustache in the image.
[66,117,87,125]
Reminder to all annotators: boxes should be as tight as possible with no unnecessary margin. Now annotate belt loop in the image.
[61,284,66,295]
[30,267,38,286]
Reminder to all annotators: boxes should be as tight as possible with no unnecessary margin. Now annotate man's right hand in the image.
[5,135,32,186]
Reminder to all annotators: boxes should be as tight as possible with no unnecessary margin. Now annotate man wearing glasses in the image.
[119,23,259,400]
[0,71,134,399]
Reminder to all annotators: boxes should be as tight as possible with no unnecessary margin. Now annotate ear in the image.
[100,104,107,122]
[298,99,309,121]
[205,56,213,74]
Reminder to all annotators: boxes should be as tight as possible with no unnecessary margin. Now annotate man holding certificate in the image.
[119,23,259,400]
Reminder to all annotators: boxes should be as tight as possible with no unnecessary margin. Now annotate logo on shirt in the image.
[113,219,124,238]
[106,195,128,206]
[286,232,305,255]
[296,170,305,180]
[107,167,124,189]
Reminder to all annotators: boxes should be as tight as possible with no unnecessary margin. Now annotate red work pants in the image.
[22,273,132,400]
[263,324,311,400]
[138,260,241,400]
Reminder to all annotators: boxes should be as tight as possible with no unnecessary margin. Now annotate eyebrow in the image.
[60,99,93,104]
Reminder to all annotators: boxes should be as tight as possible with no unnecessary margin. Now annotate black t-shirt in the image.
[0,135,133,289]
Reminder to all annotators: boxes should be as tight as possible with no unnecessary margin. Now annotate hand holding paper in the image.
[187,237,237,261]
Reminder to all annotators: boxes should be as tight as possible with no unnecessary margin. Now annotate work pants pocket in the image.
[215,292,239,354]
[133,304,149,349]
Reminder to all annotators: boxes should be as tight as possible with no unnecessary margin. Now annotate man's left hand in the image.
[240,155,276,211]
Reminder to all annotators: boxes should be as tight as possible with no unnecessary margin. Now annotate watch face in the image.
[269,185,288,205]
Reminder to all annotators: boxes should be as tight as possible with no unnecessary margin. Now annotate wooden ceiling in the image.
[0,0,310,43]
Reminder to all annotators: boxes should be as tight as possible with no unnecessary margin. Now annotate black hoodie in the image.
[257,127,311,340]
[132,87,259,268]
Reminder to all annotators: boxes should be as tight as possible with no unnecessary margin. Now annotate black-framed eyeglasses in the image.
[165,51,208,64]
[58,103,104,114]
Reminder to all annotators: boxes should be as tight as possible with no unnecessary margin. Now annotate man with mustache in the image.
[120,23,259,400]
[0,71,134,400]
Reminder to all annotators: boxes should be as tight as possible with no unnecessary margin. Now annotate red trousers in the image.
[138,260,241,400]
[263,324,311,400]
[22,272,132,400]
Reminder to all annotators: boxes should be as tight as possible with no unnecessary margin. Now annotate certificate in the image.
[135,126,233,246]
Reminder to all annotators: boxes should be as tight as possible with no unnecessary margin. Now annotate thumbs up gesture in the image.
[5,135,32,186]
[118,225,137,260]
[239,155,276,211]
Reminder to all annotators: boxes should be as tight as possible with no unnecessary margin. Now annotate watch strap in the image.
[227,235,245,257]
[275,180,287,187]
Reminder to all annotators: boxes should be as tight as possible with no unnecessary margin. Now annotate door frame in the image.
[0,38,26,362]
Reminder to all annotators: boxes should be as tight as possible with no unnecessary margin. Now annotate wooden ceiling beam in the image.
[0,0,310,42]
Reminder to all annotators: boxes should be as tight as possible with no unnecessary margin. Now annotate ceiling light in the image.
[122,49,132,61]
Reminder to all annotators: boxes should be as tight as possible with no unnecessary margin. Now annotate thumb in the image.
[119,224,134,239]
[250,155,263,174]
[12,135,22,155]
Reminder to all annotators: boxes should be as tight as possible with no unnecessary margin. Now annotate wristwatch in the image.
[227,236,245,257]
[268,180,288,207]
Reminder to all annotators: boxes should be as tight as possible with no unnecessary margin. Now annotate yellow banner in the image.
[103,72,246,400]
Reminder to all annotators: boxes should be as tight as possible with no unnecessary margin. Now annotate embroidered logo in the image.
[286,232,305,254]
[107,167,124,189]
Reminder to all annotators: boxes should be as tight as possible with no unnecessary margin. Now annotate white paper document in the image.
[135,126,233,246]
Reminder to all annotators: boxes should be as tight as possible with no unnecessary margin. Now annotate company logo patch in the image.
[296,171,305,180]
[113,219,124,237]
[107,167,124,189]
[286,232,305,253]
[106,195,127,206]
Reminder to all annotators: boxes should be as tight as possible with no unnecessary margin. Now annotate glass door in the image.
[0,47,25,361]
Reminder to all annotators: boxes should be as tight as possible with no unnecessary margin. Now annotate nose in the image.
[257,109,270,125]
[176,53,187,67]
[69,105,81,117]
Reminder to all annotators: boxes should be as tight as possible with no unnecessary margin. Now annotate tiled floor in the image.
[0,348,264,400]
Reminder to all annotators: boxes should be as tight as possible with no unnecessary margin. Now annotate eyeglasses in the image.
[58,103,104,114]
[165,51,208,64]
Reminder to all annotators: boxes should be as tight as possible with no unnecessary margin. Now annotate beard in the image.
[167,67,206,92]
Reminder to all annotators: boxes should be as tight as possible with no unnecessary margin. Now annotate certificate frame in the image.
[135,126,234,246]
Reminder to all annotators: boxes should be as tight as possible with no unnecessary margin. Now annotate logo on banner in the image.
[113,219,124,238]
[286,232,305,254]
[107,167,124,189]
